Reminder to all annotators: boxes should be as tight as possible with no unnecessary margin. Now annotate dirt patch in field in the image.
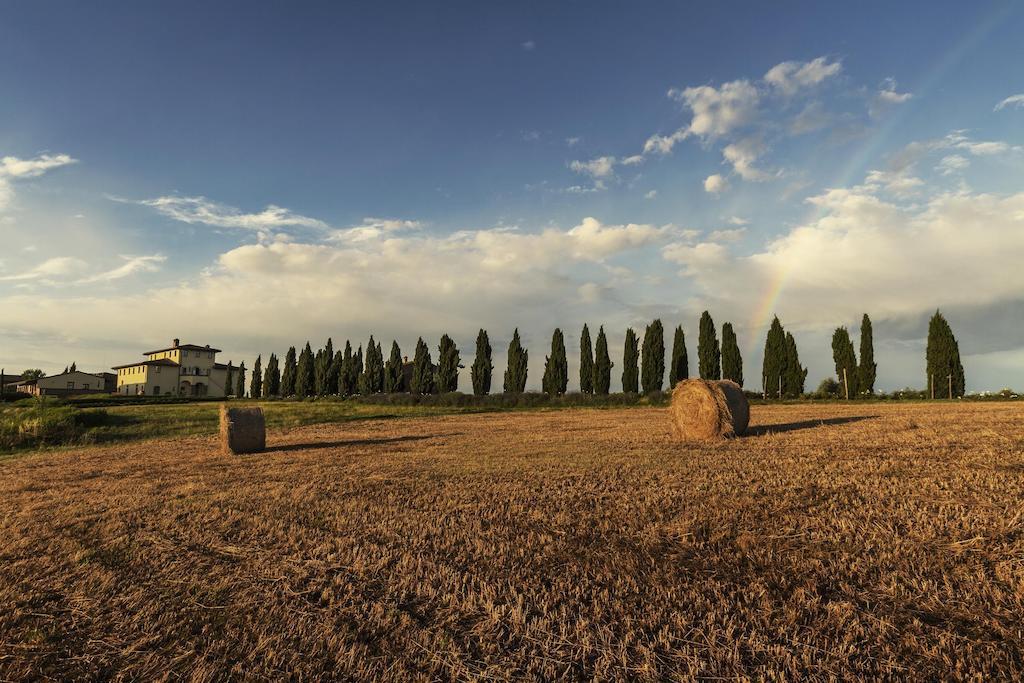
[2,403,1023,679]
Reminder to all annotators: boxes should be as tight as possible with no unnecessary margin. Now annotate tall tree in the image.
[697,311,721,380]
[314,338,333,395]
[338,341,355,396]
[503,328,528,393]
[360,336,385,395]
[225,361,234,397]
[471,329,492,395]
[69,362,77,373]
[410,337,435,394]
[280,346,297,397]
[235,361,246,399]
[621,328,639,393]
[858,314,876,396]
[926,310,965,398]
[249,355,262,399]
[436,334,461,392]
[263,353,281,397]
[579,324,594,394]
[385,340,404,393]
[668,325,689,388]
[831,327,860,399]
[296,343,314,398]
[641,319,665,394]
[593,326,612,396]
[762,316,786,399]
[783,332,808,398]
[542,328,568,395]
[721,323,743,387]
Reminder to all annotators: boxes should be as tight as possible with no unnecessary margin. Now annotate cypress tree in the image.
[410,337,435,394]
[697,311,721,380]
[579,324,594,394]
[352,345,364,392]
[225,361,234,397]
[235,361,246,398]
[593,326,612,395]
[668,325,688,388]
[314,338,333,395]
[385,341,404,393]
[338,341,354,396]
[360,336,385,395]
[471,329,492,395]
[721,323,743,387]
[263,353,281,397]
[296,343,314,398]
[437,334,461,392]
[542,328,568,395]
[503,328,528,393]
[783,332,808,398]
[640,319,665,394]
[926,310,965,398]
[281,346,297,396]
[831,327,859,399]
[762,316,786,399]
[621,328,639,393]
[250,355,262,399]
[858,314,876,396]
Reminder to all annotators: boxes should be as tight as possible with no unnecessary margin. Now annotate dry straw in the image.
[669,379,749,440]
[219,404,266,455]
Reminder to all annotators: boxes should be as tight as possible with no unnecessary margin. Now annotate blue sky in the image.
[1,1,1023,391]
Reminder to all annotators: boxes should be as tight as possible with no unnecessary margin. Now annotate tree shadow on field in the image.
[263,434,445,453]
[746,415,878,436]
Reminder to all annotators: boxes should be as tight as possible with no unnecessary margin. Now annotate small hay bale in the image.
[219,404,266,455]
[669,379,749,440]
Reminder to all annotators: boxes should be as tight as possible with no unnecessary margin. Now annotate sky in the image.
[1,0,1023,392]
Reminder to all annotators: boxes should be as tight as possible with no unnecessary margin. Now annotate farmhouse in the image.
[112,339,233,397]
[5,370,116,397]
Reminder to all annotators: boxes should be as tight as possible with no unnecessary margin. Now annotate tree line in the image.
[229,309,966,399]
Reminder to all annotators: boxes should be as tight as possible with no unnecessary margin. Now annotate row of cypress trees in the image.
[231,309,965,398]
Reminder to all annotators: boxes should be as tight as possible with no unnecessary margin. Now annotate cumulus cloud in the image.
[868,78,912,118]
[669,79,760,139]
[764,57,842,96]
[994,94,1024,111]
[120,195,328,232]
[722,137,771,181]
[864,169,924,197]
[568,156,617,190]
[703,174,729,194]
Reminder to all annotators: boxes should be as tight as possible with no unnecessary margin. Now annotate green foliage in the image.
[926,310,965,398]
[593,326,612,396]
[721,323,743,387]
[22,369,45,380]
[262,353,281,397]
[783,332,808,398]
[235,361,246,398]
[338,341,355,396]
[762,316,785,399]
[385,341,404,393]
[436,334,461,393]
[249,355,262,399]
[503,328,528,393]
[858,313,876,395]
[621,328,639,394]
[314,338,334,396]
[579,324,594,394]
[668,325,688,388]
[410,337,436,395]
[359,336,385,395]
[542,328,568,396]
[471,329,492,396]
[831,327,859,399]
[224,362,234,397]
[697,311,721,380]
[296,343,315,398]
[641,319,665,394]
[814,377,842,399]
[280,347,297,397]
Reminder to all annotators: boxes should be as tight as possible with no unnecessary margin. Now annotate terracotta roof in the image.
[111,359,181,370]
[142,343,222,355]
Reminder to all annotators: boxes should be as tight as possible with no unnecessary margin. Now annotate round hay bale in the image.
[219,404,266,455]
[669,379,749,440]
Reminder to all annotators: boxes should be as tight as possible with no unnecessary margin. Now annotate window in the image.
[67,382,74,390]
[153,386,160,395]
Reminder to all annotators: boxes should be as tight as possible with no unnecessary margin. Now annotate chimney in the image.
[172,338,179,348]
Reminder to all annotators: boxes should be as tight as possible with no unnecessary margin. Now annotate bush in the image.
[0,402,109,451]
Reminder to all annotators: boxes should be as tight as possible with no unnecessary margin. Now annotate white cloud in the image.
[668,78,760,139]
[703,174,729,194]
[994,94,1024,111]
[722,137,770,180]
[330,217,423,243]
[569,156,616,179]
[644,190,658,199]
[0,257,88,282]
[936,154,969,176]
[864,169,924,197]
[727,216,749,226]
[123,195,328,232]
[76,255,167,284]
[0,153,78,211]
[764,57,842,96]
[707,227,746,243]
[566,136,581,147]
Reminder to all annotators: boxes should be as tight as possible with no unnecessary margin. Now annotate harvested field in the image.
[2,402,1024,680]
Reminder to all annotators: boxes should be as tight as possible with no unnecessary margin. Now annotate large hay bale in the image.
[669,379,749,440]
[219,404,266,455]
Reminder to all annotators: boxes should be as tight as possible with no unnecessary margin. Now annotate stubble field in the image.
[2,402,1023,680]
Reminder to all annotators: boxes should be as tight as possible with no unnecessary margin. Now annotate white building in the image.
[112,339,234,397]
